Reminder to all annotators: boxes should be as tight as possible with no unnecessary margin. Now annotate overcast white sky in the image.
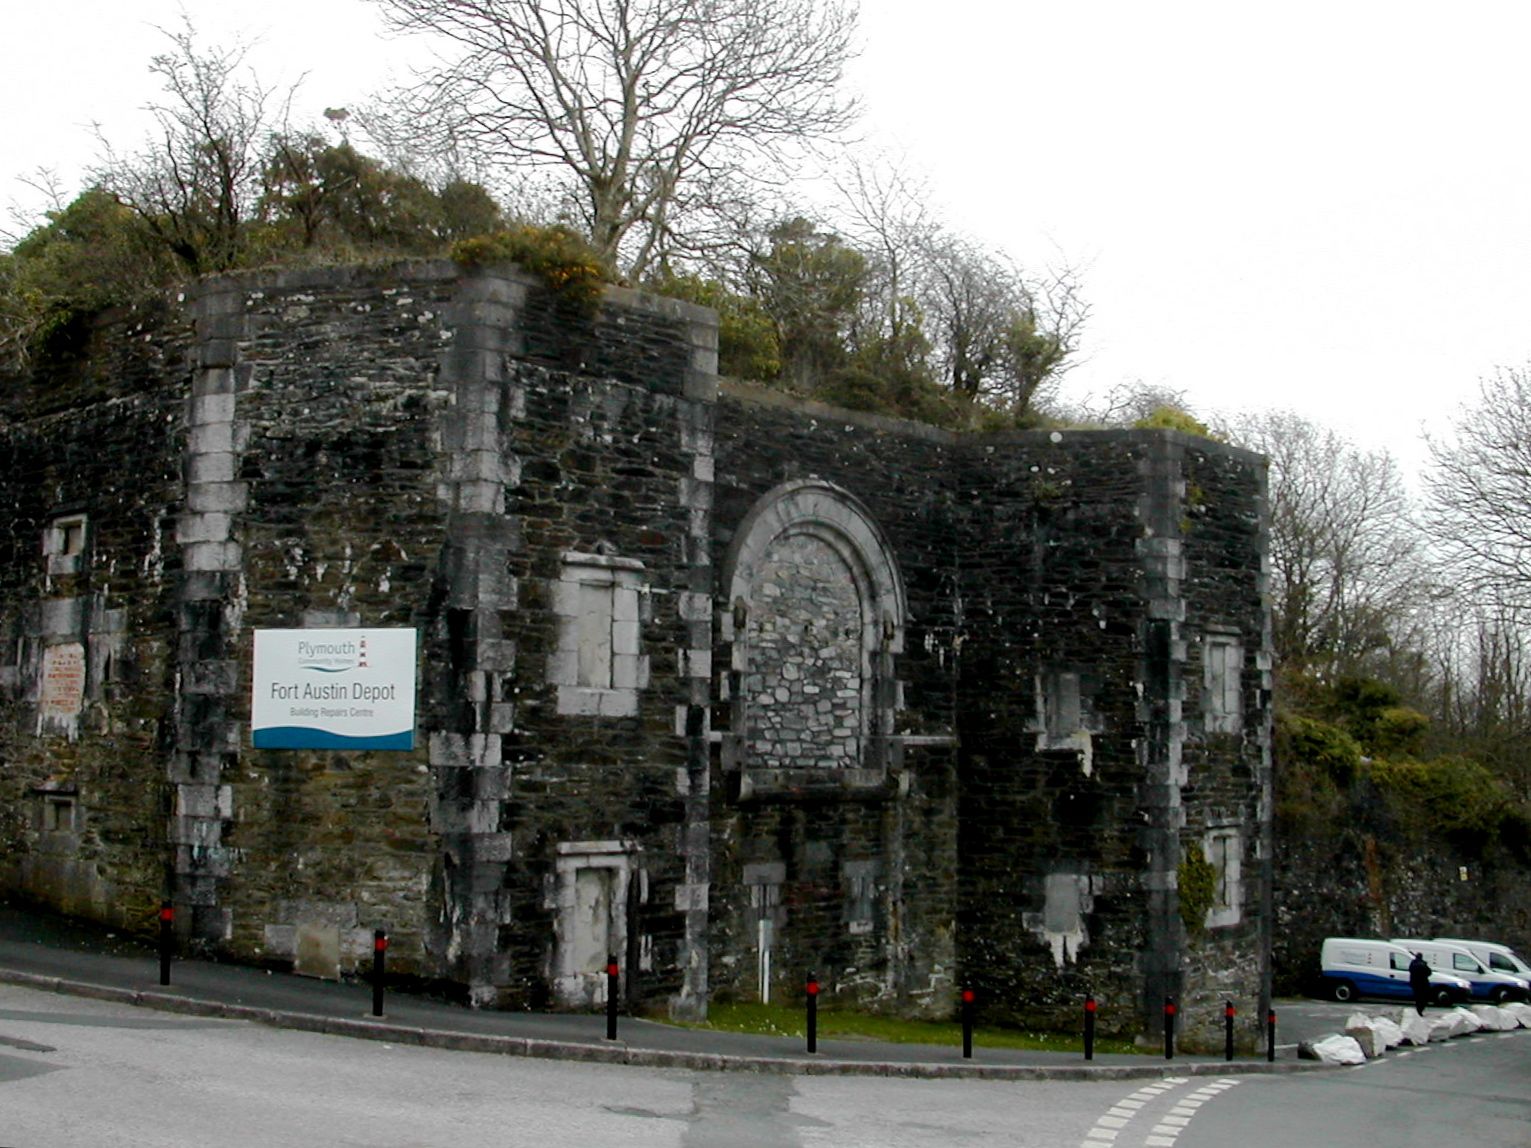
[5,0,1527,478]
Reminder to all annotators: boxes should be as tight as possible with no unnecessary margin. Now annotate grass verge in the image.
[664,1000,1142,1055]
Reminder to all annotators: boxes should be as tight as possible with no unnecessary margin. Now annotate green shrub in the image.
[1134,405,1217,438]
[452,225,611,308]
[1366,755,1509,853]
[1178,846,1216,935]
[648,272,781,381]
[1278,712,1362,786]
[1371,706,1430,757]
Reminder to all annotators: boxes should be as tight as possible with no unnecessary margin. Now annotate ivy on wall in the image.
[1178,846,1216,936]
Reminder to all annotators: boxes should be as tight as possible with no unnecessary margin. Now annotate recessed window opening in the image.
[549,550,648,717]
[1204,632,1243,734]
[1204,827,1242,927]
[43,514,89,575]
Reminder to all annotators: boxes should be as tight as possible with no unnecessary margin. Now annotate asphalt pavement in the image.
[0,900,1315,1081]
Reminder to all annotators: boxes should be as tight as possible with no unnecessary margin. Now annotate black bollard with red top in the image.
[1163,996,1176,1060]
[1267,1007,1277,1062]
[158,901,174,986]
[1083,995,1097,1061]
[1224,1000,1236,1060]
[960,989,975,1059]
[372,930,388,1018]
[606,955,620,1040]
[805,973,820,1054]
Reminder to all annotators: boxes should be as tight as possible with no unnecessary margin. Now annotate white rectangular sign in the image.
[251,628,417,750]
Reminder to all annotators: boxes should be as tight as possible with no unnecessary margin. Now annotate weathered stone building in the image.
[0,261,1272,1043]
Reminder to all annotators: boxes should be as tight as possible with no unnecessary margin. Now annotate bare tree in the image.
[1229,410,1425,681]
[830,154,933,357]
[368,0,858,278]
[93,18,287,274]
[1425,366,1531,604]
[908,235,1084,418]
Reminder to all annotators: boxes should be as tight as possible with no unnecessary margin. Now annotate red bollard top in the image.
[159,903,174,923]
[374,932,388,952]
[1084,997,1097,1013]
[607,961,620,977]
[1267,1008,1277,1022]
[961,989,975,1004]
[806,979,820,996]
[1225,1002,1236,1018]
[1164,1001,1177,1017]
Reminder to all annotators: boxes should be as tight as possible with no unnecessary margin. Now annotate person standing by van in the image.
[1409,952,1432,1014]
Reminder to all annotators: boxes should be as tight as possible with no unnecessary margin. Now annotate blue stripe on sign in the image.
[253,727,414,750]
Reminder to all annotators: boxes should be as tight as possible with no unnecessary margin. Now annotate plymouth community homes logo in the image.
[296,635,369,673]
[252,629,416,751]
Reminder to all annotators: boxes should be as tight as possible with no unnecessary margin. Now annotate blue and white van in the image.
[1394,938,1531,1003]
[1320,937,1472,1004]
[1434,937,1531,983]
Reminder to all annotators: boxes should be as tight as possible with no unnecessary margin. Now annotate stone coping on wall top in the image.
[182,259,718,328]
[717,380,1268,467]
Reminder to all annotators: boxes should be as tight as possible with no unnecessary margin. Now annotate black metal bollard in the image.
[1266,1007,1277,1063]
[1224,1000,1236,1061]
[372,930,387,1018]
[1163,996,1176,1060]
[961,989,975,1059]
[606,955,620,1040]
[1083,995,1097,1061]
[806,973,820,1054]
[158,901,174,986]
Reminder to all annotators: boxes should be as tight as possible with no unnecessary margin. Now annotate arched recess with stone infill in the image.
[719,480,906,797]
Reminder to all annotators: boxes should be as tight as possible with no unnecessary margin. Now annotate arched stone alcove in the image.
[719,480,906,798]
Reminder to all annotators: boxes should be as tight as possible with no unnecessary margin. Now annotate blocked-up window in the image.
[1204,827,1242,928]
[1044,671,1082,740]
[1204,633,1243,734]
[843,860,879,936]
[549,551,649,717]
[550,841,641,1008]
[43,514,87,576]
[40,794,76,832]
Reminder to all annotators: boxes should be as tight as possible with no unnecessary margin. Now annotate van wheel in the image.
[1492,986,1512,1004]
[1433,987,1455,1006]
[1332,980,1355,1002]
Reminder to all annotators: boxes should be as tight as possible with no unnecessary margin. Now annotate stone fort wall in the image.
[0,261,1272,1042]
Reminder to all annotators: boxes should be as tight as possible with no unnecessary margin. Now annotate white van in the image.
[1393,938,1530,1003]
[1434,938,1531,982]
[1320,937,1472,1005]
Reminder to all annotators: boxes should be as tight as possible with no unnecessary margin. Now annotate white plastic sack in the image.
[1299,1034,1367,1065]
[1370,1015,1405,1049]
[1431,1008,1479,1039]
[1471,1005,1518,1032]
[1503,1002,1531,1028]
[1399,1010,1434,1045]
[1452,1006,1484,1033]
[1402,1010,1433,1046]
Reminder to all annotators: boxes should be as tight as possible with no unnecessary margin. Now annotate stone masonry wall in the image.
[0,302,188,932]
[183,264,458,969]
[951,430,1272,1047]
[1175,439,1272,1049]
[710,385,964,1015]
[0,261,1277,1041]
[953,431,1166,1036]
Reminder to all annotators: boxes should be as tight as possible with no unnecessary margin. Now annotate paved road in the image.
[2,982,1528,1148]
[0,982,1165,1148]
[1177,1027,1531,1148]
